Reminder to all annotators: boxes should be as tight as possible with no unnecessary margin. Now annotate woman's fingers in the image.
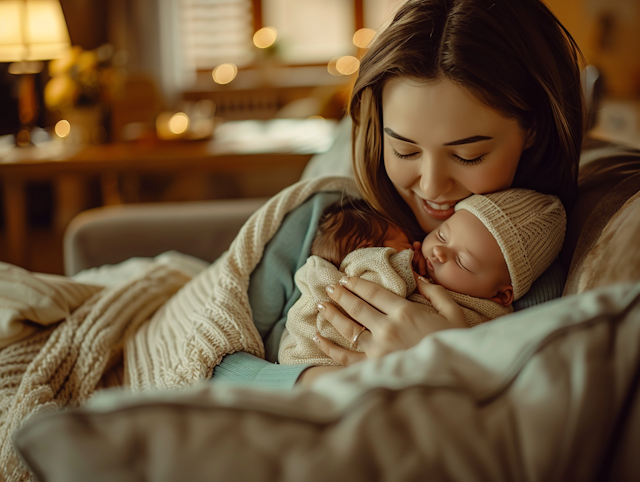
[416,277,467,327]
[329,277,409,325]
[312,332,368,366]
[324,281,388,330]
[318,299,375,350]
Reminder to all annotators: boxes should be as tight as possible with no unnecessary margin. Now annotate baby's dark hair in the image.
[311,198,394,268]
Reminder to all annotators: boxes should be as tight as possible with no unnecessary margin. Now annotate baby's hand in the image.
[411,241,428,277]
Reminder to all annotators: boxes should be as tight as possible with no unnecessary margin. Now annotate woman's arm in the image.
[212,191,342,389]
[314,276,466,366]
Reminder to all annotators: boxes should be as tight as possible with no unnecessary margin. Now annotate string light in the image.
[55,119,71,138]
[253,26,278,48]
[327,57,341,76]
[336,56,360,75]
[352,28,376,48]
[212,63,238,84]
[169,113,190,135]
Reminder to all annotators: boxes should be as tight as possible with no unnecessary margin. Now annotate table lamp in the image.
[0,0,71,145]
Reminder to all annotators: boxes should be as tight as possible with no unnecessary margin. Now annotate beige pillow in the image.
[577,192,640,292]
[563,146,640,295]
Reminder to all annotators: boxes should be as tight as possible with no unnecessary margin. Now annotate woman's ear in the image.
[490,285,514,307]
[524,129,536,150]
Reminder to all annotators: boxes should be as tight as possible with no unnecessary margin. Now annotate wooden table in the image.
[0,139,314,268]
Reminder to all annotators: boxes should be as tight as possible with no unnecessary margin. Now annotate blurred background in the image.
[0,0,639,275]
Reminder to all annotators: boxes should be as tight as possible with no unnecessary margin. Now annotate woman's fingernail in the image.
[339,276,349,286]
[418,276,428,283]
[312,334,320,344]
[317,302,325,312]
[325,284,335,294]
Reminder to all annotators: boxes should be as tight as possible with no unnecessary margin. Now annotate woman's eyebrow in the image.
[383,127,417,144]
[443,135,493,146]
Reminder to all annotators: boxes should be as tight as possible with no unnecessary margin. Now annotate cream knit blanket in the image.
[279,247,513,366]
[0,176,357,482]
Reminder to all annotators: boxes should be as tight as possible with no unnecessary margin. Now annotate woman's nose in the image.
[419,155,454,199]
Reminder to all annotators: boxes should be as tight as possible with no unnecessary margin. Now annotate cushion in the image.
[562,142,640,295]
[14,281,640,481]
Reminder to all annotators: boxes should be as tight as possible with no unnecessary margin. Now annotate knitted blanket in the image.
[0,176,357,481]
[279,247,513,366]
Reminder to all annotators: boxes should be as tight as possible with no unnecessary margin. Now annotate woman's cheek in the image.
[384,150,413,190]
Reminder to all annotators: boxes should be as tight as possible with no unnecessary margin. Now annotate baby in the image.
[278,189,566,366]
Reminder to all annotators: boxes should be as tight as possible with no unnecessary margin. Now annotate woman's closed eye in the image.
[392,149,419,160]
[452,154,485,165]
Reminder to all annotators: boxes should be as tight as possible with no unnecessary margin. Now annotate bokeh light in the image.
[55,120,71,138]
[352,28,376,48]
[212,63,238,84]
[336,56,360,75]
[327,57,341,76]
[169,113,190,135]
[253,26,278,49]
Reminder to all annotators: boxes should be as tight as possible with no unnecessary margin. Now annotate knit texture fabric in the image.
[0,176,358,481]
[279,247,513,366]
[455,189,566,301]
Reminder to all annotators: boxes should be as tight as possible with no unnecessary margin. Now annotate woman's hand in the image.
[411,241,428,277]
[314,276,467,366]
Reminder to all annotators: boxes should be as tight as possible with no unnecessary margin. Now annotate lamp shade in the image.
[0,0,71,62]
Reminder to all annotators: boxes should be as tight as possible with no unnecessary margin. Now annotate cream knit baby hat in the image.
[454,189,566,301]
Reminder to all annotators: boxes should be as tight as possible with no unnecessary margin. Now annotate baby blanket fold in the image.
[0,176,357,481]
[279,247,513,366]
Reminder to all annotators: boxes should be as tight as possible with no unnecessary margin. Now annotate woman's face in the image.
[382,78,532,233]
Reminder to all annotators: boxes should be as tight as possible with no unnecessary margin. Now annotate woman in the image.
[214,0,585,387]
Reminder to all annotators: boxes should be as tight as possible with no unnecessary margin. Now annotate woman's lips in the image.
[420,198,457,220]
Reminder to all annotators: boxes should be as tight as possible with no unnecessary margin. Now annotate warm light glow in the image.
[327,57,341,76]
[253,26,278,49]
[336,56,360,75]
[352,28,376,48]
[0,0,71,62]
[55,119,71,138]
[169,112,190,134]
[212,63,238,84]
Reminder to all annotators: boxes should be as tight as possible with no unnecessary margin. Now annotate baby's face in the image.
[421,210,512,302]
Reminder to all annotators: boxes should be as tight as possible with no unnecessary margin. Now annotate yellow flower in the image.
[44,75,77,110]
[76,50,98,74]
[49,46,82,76]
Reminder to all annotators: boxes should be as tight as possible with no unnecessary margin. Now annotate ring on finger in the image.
[352,325,367,348]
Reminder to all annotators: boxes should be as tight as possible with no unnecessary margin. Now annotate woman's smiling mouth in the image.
[420,198,457,220]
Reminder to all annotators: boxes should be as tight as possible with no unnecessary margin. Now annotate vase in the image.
[63,105,106,145]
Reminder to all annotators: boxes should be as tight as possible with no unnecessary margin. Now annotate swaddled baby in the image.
[279,189,566,366]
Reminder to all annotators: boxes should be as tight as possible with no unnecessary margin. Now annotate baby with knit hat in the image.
[278,188,566,366]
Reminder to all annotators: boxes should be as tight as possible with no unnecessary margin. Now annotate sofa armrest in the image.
[63,198,267,276]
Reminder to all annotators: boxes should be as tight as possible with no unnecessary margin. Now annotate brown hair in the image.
[350,0,585,237]
[311,198,396,268]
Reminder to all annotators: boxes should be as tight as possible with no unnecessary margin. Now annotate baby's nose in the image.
[432,245,449,263]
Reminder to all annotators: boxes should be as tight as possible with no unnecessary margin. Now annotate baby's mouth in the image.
[426,257,434,273]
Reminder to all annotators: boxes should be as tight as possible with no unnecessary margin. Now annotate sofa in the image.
[10,126,640,481]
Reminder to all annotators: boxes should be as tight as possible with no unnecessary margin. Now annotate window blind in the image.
[180,0,254,70]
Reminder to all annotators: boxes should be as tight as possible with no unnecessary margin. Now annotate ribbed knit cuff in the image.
[211,352,310,390]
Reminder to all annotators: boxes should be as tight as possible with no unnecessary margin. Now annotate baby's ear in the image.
[490,285,514,307]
